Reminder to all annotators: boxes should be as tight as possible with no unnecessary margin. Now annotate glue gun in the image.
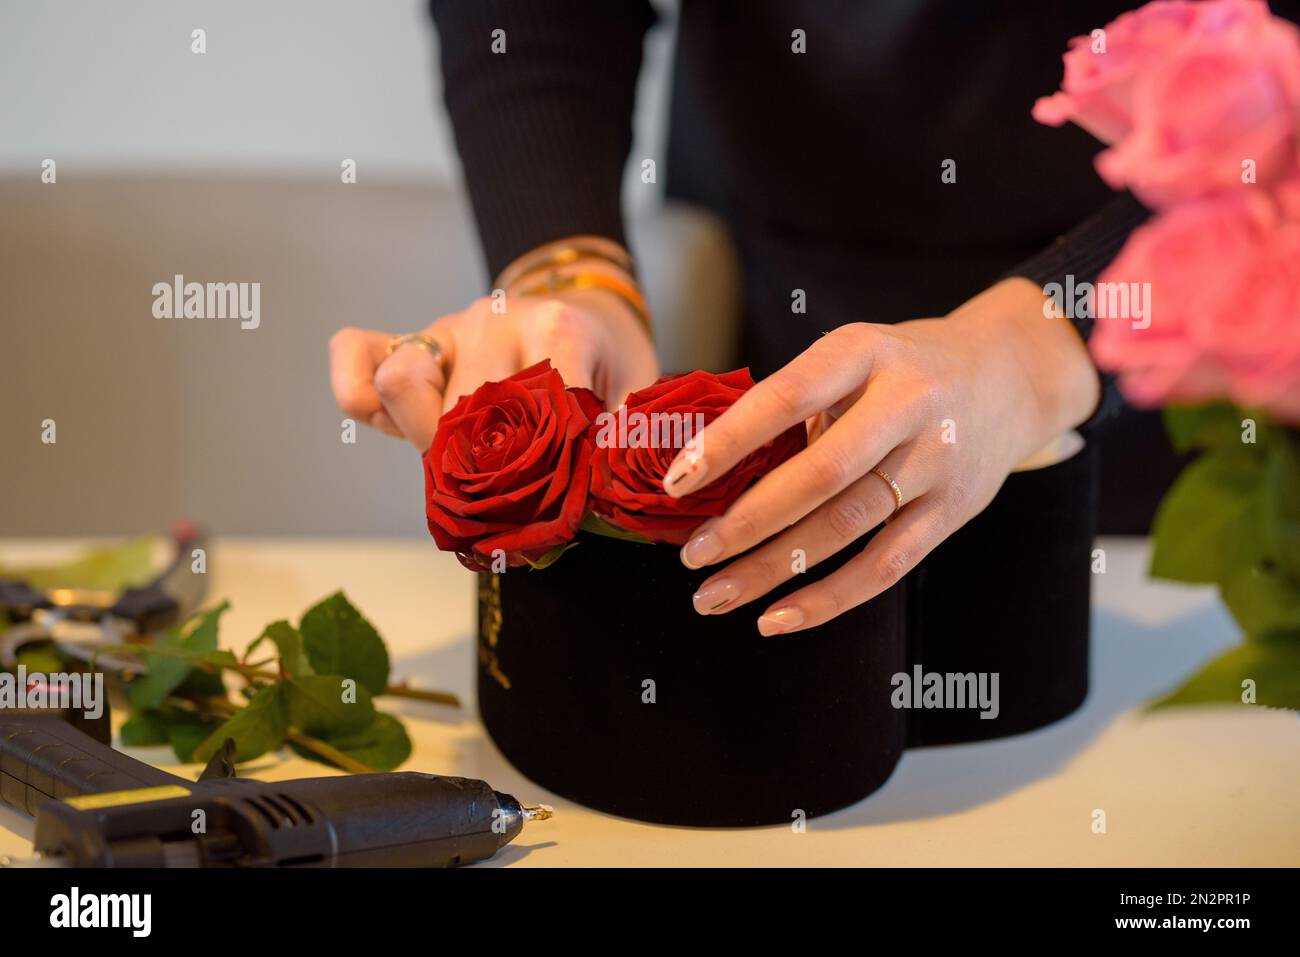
[0,707,551,867]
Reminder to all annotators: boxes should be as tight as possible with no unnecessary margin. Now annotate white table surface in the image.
[1,537,1296,867]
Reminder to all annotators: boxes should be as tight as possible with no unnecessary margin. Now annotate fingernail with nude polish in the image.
[681,530,723,569]
[757,607,805,637]
[663,445,707,497]
[692,578,740,615]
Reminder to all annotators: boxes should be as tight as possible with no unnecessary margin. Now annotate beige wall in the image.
[0,177,738,537]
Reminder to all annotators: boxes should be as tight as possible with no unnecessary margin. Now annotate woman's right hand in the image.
[329,288,660,452]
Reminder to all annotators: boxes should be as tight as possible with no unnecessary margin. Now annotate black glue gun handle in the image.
[0,714,185,816]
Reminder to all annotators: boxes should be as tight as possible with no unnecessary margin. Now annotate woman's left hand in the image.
[667,277,1102,636]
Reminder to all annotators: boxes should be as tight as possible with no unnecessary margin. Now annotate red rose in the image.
[423,360,602,569]
[588,369,807,545]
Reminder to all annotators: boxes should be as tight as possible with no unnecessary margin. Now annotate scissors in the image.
[0,522,209,671]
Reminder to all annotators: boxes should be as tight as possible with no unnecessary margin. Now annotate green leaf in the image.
[525,541,580,570]
[126,601,230,710]
[578,512,654,545]
[247,620,314,677]
[285,675,374,737]
[171,658,231,699]
[1149,448,1266,584]
[192,684,289,764]
[1150,633,1300,711]
[299,593,389,696]
[15,643,68,674]
[121,708,218,762]
[169,718,219,763]
[1263,431,1300,583]
[120,711,171,747]
[4,536,156,591]
[1163,403,1245,454]
[198,650,239,668]
[1220,562,1300,638]
[170,672,227,699]
[289,712,411,772]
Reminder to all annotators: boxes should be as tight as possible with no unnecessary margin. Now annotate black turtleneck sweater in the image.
[428,1,1181,426]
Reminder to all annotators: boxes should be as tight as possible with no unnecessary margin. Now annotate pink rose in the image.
[1090,191,1300,422]
[1034,0,1300,207]
[1275,173,1300,219]
[1032,0,1214,143]
[1095,5,1300,207]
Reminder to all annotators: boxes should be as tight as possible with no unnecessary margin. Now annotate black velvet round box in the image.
[477,444,1097,827]
[477,533,907,827]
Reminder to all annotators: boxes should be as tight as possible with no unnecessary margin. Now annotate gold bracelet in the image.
[494,237,635,292]
[514,270,653,335]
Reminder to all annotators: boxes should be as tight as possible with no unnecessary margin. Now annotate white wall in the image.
[1,0,674,198]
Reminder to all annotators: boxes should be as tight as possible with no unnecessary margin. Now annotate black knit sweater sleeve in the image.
[1005,192,1152,430]
[428,0,656,282]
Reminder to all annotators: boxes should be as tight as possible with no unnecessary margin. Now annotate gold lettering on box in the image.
[478,574,510,689]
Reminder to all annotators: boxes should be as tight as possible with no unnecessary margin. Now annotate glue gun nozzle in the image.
[521,803,554,823]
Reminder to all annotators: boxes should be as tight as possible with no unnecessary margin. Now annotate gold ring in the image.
[386,333,442,359]
[871,466,904,514]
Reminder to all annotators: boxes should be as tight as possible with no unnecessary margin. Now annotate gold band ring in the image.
[871,466,904,515]
[386,333,443,359]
